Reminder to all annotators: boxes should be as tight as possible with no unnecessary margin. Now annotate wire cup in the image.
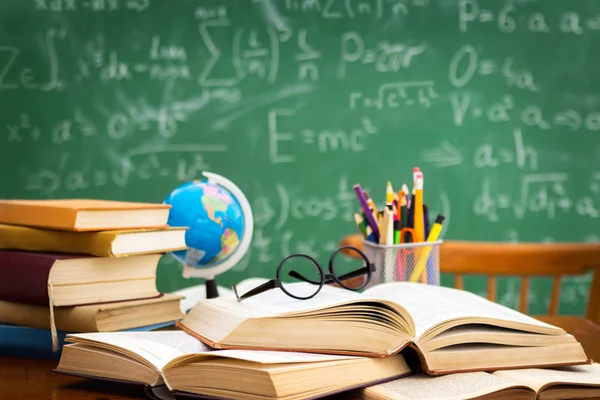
[361,239,442,287]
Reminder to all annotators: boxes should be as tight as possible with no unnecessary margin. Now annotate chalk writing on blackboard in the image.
[0,28,66,91]
[34,0,150,13]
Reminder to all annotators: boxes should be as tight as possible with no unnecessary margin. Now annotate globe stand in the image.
[205,278,219,299]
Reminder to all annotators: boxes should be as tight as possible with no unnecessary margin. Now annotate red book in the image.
[0,250,160,307]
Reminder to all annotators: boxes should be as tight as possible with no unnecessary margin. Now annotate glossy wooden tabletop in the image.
[1,316,599,400]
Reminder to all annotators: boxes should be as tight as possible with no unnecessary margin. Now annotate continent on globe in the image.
[201,183,233,227]
[164,178,246,269]
[212,228,240,262]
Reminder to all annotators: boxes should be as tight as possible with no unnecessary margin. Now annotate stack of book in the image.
[54,279,600,400]
[0,198,188,358]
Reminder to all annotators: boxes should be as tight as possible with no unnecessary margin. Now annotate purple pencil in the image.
[353,184,380,242]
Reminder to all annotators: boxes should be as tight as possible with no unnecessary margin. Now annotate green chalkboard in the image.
[1,0,599,315]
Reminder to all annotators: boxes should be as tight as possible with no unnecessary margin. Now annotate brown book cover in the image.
[0,250,161,307]
[0,250,81,306]
[0,198,171,231]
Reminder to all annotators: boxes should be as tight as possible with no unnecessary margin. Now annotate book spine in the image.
[0,300,99,331]
[0,226,116,257]
[0,203,77,230]
[0,252,55,306]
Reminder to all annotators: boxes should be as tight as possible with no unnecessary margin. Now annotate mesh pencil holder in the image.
[361,239,442,287]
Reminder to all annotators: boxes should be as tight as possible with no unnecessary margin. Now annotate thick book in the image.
[0,224,188,257]
[178,280,588,375]
[0,321,176,359]
[54,331,410,400]
[0,250,161,306]
[358,363,600,400]
[0,293,184,332]
[0,198,171,231]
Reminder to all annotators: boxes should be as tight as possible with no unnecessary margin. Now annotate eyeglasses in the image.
[232,246,376,301]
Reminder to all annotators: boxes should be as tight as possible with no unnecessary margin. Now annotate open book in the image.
[178,280,588,375]
[359,363,600,400]
[54,331,410,400]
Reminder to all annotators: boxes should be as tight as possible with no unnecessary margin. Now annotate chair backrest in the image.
[441,241,600,321]
[338,234,600,323]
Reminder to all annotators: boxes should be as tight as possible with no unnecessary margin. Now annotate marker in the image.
[393,219,403,281]
[393,219,401,244]
[406,194,414,241]
[409,215,445,283]
[353,184,380,241]
[413,170,424,243]
[398,190,407,228]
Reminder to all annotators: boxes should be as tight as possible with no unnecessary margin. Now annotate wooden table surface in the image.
[1,316,599,400]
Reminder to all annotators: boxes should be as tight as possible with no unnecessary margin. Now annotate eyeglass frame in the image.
[231,245,376,301]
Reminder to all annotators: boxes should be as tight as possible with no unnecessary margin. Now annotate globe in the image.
[164,172,253,282]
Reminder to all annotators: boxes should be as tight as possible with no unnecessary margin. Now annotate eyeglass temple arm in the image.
[232,280,278,301]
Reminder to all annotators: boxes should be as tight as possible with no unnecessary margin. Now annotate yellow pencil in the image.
[409,215,445,283]
[413,169,426,283]
[386,181,394,209]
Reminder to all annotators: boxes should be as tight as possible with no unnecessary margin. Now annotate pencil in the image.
[413,169,426,283]
[386,181,394,210]
[354,213,367,239]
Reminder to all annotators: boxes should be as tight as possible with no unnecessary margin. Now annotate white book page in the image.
[493,363,600,392]
[204,281,368,318]
[211,349,358,364]
[365,372,530,400]
[364,282,559,338]
[68,331,211,371]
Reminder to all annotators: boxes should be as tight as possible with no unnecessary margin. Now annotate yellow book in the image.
[0,224,187,257]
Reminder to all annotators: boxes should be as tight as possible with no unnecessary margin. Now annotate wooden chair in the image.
[338,234,600,325]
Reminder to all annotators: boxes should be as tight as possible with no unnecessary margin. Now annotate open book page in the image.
[67,331,212,371]
[493,363,600,392]
[363,371,532,400]
[194,349,359,364]
[202,281,373,318]
[364,282,561,338]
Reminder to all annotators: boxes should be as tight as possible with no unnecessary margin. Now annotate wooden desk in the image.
[1,316,599,400]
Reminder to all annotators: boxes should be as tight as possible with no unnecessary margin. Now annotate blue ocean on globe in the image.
[164,180,245,268]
